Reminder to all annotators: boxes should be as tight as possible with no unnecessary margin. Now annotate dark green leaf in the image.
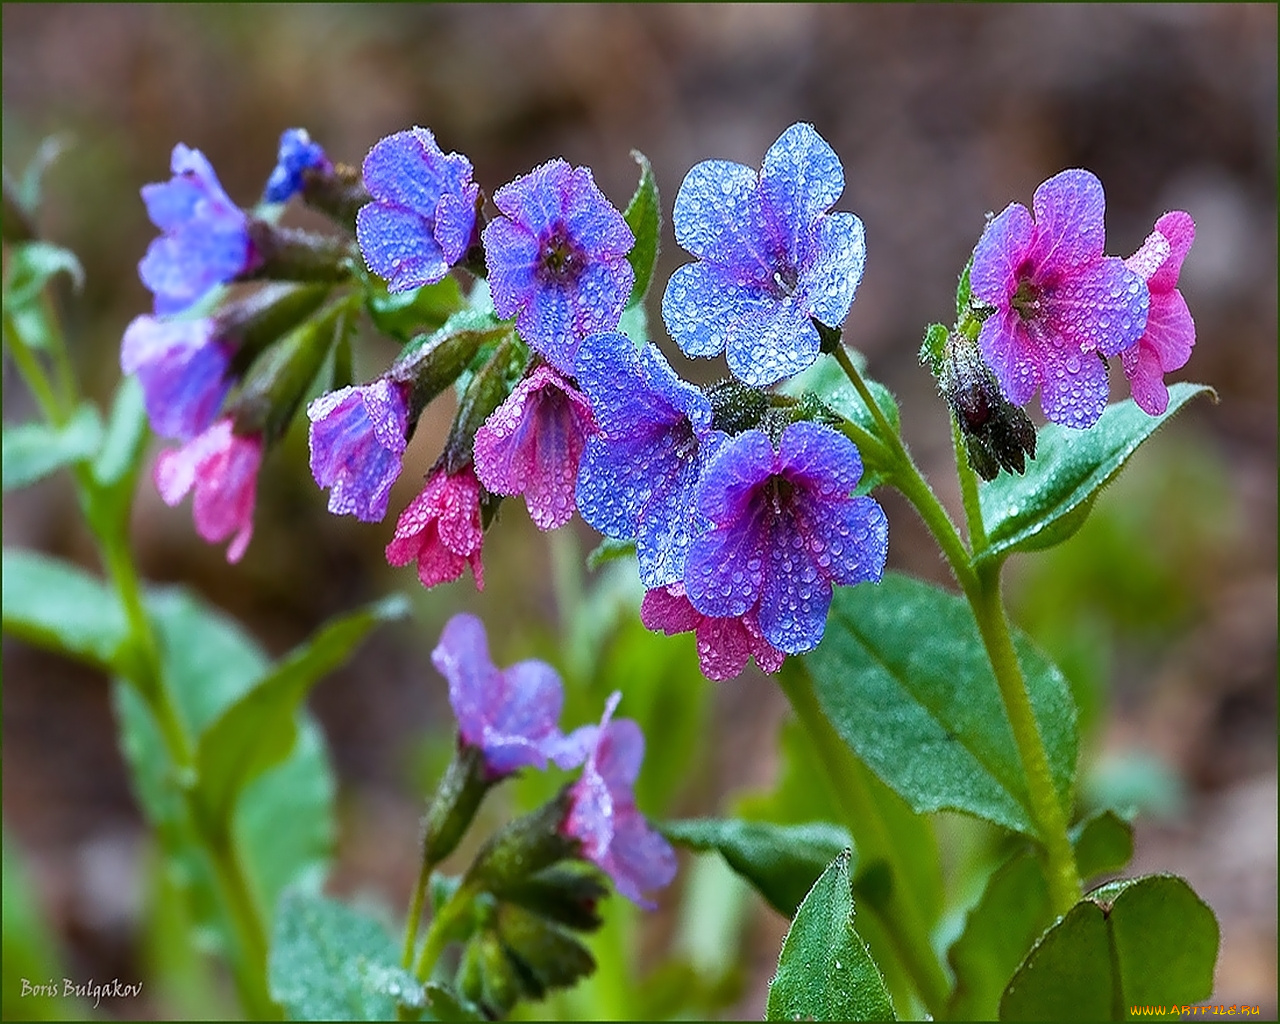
[804,572,1076,837]
[977,384,1216,566]
[196,594,408,825]
[364,273,465,342]
[662,818,852,918]
[2,548,126,671]
[1071,810,1133,882]
[424,982,484,1021]
[766,850,896,1021]
[623,150,660,308]
[268,889,420,1021]
[999,875,1217,1021]
[2,404,103,491]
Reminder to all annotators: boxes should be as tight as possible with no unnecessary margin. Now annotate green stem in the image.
[412,881,477,982]
[970,566,1081,915]
[778,663,950,1017]
[952,416,988,553]
[208,826,278,1019]
[401,854,437,969]
[4,311,67,425]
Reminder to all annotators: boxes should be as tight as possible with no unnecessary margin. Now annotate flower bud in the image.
[464,789,578,896]
[243,220,355,286]
[419,743,497,868]
[440,332,528,474]
[495,903,596,998]
[386,311,510,429]
[491,865,608,932]
[300,162,370,233]
[938,329,1036,481]
[706,377,769,436]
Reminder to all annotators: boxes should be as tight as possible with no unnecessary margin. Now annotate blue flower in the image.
[263,128,331,203]
[120,314,233,440]
[483,160,634,374]
[356,127,480,292]
[307,379,410,522]
[661,123,866,387]
[138,144,258,315]
[684,421,887,654]
[574,330,724,588]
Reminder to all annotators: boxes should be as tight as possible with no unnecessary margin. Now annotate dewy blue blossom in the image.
[684,421,888,655]
[138,144,259,315]
[307,378,410,522]
[356,127,480,292]
[969,168,1148,429]
[264,128,331,204]
[120,314,232,440]
[432,613,567,777]
[575,330,724,589]
[483,160,634,374]
[662,122,866,387]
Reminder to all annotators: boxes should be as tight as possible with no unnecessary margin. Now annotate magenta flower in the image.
[386,465,485,590]
[356,127,480,292]
[432,613,567,777]
[555,692,677,909]
[307,379,409,522]
[970,169,1149,429]
[1121,211,1197,416]
[120,315,232,440]
[139,144,259,316]
[641,583,784,682]
[473,365,595,531]
[482,159,634,373]
[154,418,261,563]
[684,421,888,655]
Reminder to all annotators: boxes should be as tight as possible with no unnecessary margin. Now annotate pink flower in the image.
[154,418,262,563]
[970,169,1149,429]
[386,466,485,589]
[472,365,595,530]
[1122,211,1197,416]
[641,583,785,681]
[554,692,677,909]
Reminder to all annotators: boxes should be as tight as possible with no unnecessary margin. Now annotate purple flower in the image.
[473,365,596,531]
[483,160,634,374]
[387,466,486,590]
[661,123,866,387]
[554,692,677,909]
[307,379,409,521]
[263,128,331,204]
[139,144,259,316]
[120,315,233,440]
[574,330,724,588]
[970,169,1149,429]
[684,421,887,655]
[641,583,784,682]
[431,613,566,777]
[1122,211,1196,416]
[154,418,262,563]
[356,127,480,293]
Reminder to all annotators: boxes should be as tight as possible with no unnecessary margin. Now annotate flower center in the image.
[770,262,800,298]
[764,475,795,518]
[537,224,586,286]
[672,420,699,462]
[1010,277,1042,322]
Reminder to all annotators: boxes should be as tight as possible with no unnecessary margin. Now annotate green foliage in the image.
[2,403,103,491]
[999,875,1218,1021]
[363,272,466,342]
[805,572,1076,836]
[766,850,896,1022]
[88,376,151,536]
[661,818,853,918]
[622,150,661,308]
[2,240,84,350]
[268,889,424,1021]
[2,548,127,671]
[977,384,1215,566]
[1071,809,1134,881]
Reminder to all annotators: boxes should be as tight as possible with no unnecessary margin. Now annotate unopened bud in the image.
[387,311,511,429]
[938,330,1036,480]
[420,742,495,867]
[464,789,577,895]
[300,162,370,233]
[496,903,596,997]
[244,220,355,286]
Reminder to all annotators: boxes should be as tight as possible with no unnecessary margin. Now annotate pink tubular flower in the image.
[473,365,596,531]
[386,465,485,590]
[1121,211,1196,416]
[554,692,677,909]
[154,418,262,563]
[970,169,1149,429]
[641,583,784,681]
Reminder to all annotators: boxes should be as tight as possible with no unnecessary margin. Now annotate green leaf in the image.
[804,572,1077,837]
[999,875,1218,1021]
[2,240,84,310]
[16,134,70,214]
[617,300,649,346]
[2,548,126,671]
[195,594,408,826]
[622,150,660,308]
[88,376,152,540]
[662,818,853,918]
[977,384,1216,566]
[586,536,636,572]
[766,850,896,1022]
[424,982,484,1021]
[364,273,465,342]
[268,889,421,1021]
[780,352,900,490]
[2,403,103,491]
[1071,810,1133,882]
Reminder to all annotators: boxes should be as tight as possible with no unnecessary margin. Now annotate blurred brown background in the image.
[3,4,1276,1019]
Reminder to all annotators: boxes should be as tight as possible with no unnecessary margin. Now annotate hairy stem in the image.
[952,416,988,553]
